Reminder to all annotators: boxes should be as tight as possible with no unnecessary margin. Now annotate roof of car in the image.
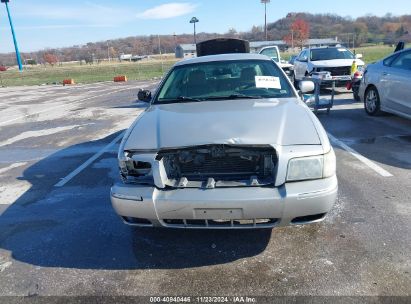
[307,46,347,51]
[174,53,272,66]
[381,47,411,61]
[397,47,411,53]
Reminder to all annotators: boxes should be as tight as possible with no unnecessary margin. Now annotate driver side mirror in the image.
[355,54,363,59]
[138,89,152,103]
[299,80,315,93]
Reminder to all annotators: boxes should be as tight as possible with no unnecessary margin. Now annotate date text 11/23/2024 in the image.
[149,296,257,303]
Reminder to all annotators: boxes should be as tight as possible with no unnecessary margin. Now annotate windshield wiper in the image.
[156,96,203,104]
[203,94,265,101]
[176,96,203,102]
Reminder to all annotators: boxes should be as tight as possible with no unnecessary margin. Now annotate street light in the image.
[1,0,23,71]
[190,17,199,44]
[261,0,270,42]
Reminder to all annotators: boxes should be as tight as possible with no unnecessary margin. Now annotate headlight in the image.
[286,149,336,182]
[118,151,153,184]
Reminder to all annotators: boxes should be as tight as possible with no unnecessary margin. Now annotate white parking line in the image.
[0,162,27,175]
[54,132,125,187]
[0,87,133,127]
[327,132,393,177]
[0,124,90,148]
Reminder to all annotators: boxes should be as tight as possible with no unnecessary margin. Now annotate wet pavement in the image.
[0,82,410,298]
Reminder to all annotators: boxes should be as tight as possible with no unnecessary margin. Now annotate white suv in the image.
[293,47,364,86]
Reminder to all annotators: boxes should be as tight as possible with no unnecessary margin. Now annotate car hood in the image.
[124,98,321,150]
[311,59,365,67]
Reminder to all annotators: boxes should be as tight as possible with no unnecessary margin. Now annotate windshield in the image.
[260,48,279,62]
[310,48,355,61]
[155,59,293,104]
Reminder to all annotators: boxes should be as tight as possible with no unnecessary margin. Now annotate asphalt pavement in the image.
[0,82,410,299]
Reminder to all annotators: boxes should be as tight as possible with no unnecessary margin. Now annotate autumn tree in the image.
[284,18,310,49]
[43,53,58,66]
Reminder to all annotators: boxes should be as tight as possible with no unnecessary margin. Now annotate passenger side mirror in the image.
[355,54,363,59]
[299,80,315,93]
[138,89,152,103]
[300,56,308,62]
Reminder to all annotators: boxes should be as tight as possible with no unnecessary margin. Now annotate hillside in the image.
[0,12,410,66]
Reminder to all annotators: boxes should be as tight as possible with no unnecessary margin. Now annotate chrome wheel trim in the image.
[366,89,377,112]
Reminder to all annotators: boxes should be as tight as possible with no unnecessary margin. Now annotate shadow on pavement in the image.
[131,228,271,269]
[0,131,270,270]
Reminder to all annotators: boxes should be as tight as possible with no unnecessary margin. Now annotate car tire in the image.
[364,86,381,116]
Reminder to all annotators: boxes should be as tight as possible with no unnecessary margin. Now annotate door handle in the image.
[382,72,389,76]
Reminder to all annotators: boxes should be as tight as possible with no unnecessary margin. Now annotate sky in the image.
[0,0,410,53]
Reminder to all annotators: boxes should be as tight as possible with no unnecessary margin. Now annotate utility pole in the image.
[158,34,163,74]
[107,41,110,62]
[261,0,270,42]
[2,0,23,71]
[190,17,199,44]
[173,32,177,55]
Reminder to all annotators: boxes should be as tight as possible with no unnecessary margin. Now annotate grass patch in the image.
[0,59,177,87]
[2,45,410,87]
[352,45,395,63]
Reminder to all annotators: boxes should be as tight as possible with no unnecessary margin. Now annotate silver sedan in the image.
[111,54,337,229]
[360,48,411,120]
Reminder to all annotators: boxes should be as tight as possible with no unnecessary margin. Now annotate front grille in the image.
[322,66,351,76]
[178,154,262,179]
[163,218,278,228]
[157,145,277,187]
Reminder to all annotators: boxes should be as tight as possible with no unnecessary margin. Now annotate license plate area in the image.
[194,208,243,220]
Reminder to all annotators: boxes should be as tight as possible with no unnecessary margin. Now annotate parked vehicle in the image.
[360,48,411,119]
[111,53,338,229]
[293,47,365,87]
[259,46,294,77]
[288,55,298,65]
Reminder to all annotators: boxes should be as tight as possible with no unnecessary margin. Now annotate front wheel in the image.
[364,86,381,116]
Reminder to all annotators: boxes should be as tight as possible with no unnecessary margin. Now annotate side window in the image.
[300,50,308,62]
[390,51,411,71]
[297,51,305,61]
[260,48,279,62]
[383,54,399,67]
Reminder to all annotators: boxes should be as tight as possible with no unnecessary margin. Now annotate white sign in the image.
[255,76,281,89]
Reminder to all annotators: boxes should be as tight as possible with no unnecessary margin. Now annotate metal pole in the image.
[4,1,23,71]
[190,17,199,45]
[107,41,110,62]
[158,35,163,74]
[194,22,197,44]
[264,3,267,41]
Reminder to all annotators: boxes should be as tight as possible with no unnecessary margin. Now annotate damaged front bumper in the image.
[110,175,338,229]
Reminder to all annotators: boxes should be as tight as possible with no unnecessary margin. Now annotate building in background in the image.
[250,38,341,53]
[175,44,197,58]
